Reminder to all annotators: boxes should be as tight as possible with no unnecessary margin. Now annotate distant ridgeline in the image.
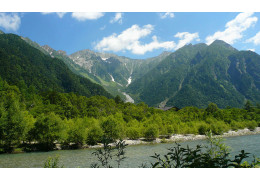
[1,30,260,108]
[127,41,260,108]
[0,32,112,99]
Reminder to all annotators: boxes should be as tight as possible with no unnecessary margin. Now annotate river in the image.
[0,134,259,168]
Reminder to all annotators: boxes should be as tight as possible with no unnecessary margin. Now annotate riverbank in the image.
[89,127,260,148]
[2,127,260,153]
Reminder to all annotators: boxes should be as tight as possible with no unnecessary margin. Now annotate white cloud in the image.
[246,31,260,45]
[95,24,175,55]
[71,12,104,21]
[56,12,67,18]
[248,48,255,52]
[100,25,106,30]
[41,12,67,18]
[206,12,258,45]
[110,12,123,24]
[159,12,174,19]
[0,13,21,31]
[174,32,200,50]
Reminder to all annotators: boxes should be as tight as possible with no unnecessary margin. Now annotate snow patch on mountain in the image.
[126,76,132,87]
[122,92,134,103]
[101,57,108,61]
[109,73,115,82]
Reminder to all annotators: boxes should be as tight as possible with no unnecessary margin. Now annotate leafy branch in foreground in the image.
[44,155,63,168]
[91,137,128,168]
[151,131,260,168]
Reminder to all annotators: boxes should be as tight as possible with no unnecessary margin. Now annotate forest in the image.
[0,77,260,153]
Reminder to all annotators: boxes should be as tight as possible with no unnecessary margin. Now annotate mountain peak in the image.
[42,45,54,51]
[57,50,67,56]
[0,30,4,34]
[210,40,237,51]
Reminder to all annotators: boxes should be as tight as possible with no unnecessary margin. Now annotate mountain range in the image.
[1,30,259,108]
[0,32,112,99]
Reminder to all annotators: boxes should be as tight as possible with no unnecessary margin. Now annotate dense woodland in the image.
[0,33,112,99]
[0,77,260,153]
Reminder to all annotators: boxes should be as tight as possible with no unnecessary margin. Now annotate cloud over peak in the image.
[95,24,175,55]
[206,12,258,45]
[71,12,104,21]
[159,12,174,19]
[41,12,67,18]
[174,32,200,50]
[110,12,123,24]
[0,13,21,31]
[246,31,260,45]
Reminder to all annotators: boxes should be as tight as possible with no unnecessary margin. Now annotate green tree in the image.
[244,100,253,112]
[66,118,88,147]
[0,87,26,152]
[126,127,140,140]
[206,103,219,114]
[101,117,123,141]
[86,125,103,146]
[0,101,25,152]
[32,112,65,151]
[144,125,159,140]
[114,95,123,104]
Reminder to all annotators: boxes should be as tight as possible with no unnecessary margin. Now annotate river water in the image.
[0,134,259,168]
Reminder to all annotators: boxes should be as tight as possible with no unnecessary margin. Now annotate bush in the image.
[66,118,88,147]
[86,126,103,146]
[144,125,159,140]
[206,103,219,114]
[210,121,229,135]
[246,121,258,131]
[32,113,65,151]
[101,116,125,141]
[198,124,210,135]
[126,127,140,140]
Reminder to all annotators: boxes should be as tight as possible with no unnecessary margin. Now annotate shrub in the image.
[246,121,258,131]
[151,132,260,168]
[101,116,125,141]
[198,124,210,135]
[44,155,63,168]
[210,121,229,135]
[126,127,140,140]
[144,125,159,140]
[86,126,103,146]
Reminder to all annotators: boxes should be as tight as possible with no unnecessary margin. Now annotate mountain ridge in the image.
[0,33,112,99]
[19,34,260,108]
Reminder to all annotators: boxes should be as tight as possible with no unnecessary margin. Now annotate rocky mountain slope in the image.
[21,34,260,108]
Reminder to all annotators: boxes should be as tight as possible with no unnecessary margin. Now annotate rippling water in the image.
[0,134,259,168]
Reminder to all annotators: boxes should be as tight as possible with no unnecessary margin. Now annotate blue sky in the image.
[0,12,260,59]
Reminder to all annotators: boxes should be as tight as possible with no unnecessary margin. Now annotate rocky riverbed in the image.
[88,127,260,148]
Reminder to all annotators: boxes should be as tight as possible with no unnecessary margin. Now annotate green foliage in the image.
[66,118,88,147]
[0,77,259,152]
[128,41,260,109]
[114,95,123,104]
[44,155,63,168]
[144,125,159,140]
[198,123,210,135]
[0,33,112,99]
[101,114,125,141]
[91,138,128,168]
[151,132,260,168]
[32,113,66,151]
[244,100,253,112]
[126,127,140,140]
[206,103,219,114]
[246,121,258,131]
[86,126,103,146]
